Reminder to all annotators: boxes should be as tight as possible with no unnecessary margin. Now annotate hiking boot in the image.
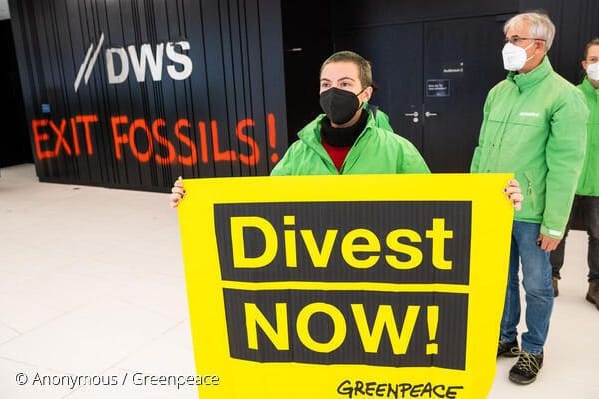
[509,350,543,385]
[497,339,519,357]
[552,276,559,297]
[586,280,599,310]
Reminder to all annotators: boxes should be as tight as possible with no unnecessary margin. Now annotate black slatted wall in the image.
[8,0,287,192]
[521,0,599,85]
[0,19,29,168]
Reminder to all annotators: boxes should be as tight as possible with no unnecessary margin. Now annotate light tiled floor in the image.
[1,163,598,399]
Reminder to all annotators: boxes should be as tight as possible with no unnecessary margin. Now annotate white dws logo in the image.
[74,33,193,92]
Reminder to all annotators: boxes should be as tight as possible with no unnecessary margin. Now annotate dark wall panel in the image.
[281,0,333,143]
[331,0,519,29]
[0,20,30,168]
[520,0,599,85]
[9,0,287,192]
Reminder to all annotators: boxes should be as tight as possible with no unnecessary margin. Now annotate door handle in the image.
[404,112,419,117]
[425,111,438,117]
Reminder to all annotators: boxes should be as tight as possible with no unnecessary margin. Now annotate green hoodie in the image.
[576,78,599,196]
[364,102,394,132]
[471,56,588,239]
[271,113,430,176]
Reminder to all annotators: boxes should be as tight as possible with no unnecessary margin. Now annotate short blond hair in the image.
[504,12,556,50]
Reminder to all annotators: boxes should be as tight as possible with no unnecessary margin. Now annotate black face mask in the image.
[319,87,364,125]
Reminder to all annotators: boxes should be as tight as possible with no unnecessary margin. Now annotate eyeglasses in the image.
[504,36,546,45]
[586,57,599,63]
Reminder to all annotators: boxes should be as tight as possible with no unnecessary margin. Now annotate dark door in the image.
[422,16,506,172]
[336,16,506,172]
[335,23,424,150]
[282,0,333,143]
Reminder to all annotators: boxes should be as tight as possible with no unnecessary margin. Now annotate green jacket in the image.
[271,113,430,176]
[470,57,588,239]
[365,103,394,132]
[576,78,599,196]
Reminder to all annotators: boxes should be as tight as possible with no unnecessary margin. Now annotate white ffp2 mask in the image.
[502,42,533,71]
[587,62,599,81]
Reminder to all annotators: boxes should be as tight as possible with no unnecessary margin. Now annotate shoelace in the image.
[498,341,516,351]
[512,350,541,373]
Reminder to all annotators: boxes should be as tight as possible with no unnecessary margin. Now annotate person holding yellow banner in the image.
[169,51,524,397]
[471,12,588,386]
[171,50,522,209]
[270,50,430,176]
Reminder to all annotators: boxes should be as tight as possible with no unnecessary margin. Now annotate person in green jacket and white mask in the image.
[471,12,588,385]
[550,38,599,307]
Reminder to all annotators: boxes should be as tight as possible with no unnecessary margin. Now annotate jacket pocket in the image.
[522,169,546,219]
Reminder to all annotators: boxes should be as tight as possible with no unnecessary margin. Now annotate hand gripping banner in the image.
[177,174,513,399]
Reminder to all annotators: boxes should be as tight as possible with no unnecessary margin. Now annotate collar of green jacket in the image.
[507,56,552,92]
[297,111,377,151]
[580,76,599,100]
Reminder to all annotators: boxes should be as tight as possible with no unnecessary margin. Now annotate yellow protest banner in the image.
[177,174,513,399]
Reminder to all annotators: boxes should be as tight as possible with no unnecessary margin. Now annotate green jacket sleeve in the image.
[541,90,588,238]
